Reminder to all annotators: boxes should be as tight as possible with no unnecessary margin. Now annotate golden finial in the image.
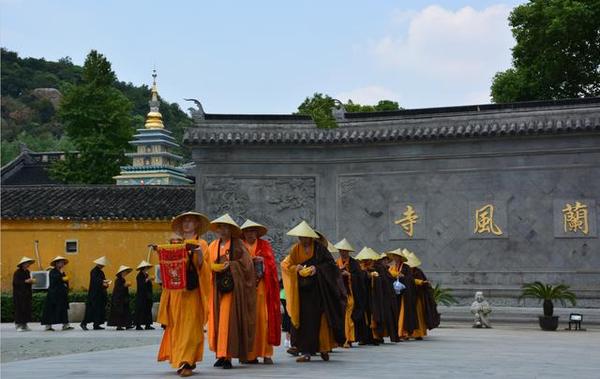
[145,69,164,129]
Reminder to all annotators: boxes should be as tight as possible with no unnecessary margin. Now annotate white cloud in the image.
[369,4,514,106]
[334,85,401,105]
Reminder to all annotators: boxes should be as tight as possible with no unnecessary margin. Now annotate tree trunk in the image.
[543,299,554,316]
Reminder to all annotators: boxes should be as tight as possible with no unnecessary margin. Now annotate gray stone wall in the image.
[188,102,600,307]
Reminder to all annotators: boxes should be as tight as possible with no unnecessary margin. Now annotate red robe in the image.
[254,239,282,346]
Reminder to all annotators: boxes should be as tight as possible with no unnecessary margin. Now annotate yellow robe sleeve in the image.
[414,278,425,286]
[281,248,300,329]
[198,239,211,325]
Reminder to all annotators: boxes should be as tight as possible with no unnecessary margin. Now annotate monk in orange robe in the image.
[386,248,418,341]
[241,219,281,364]
[156,211,211,377]
[281,221,345,363]
[207,214,257,370]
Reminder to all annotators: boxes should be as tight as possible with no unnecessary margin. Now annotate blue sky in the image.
[1,0,525,114]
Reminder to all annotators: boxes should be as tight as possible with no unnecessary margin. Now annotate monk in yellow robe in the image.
[334,238,367,348]
[281,221,345,363]
[241,219,281,364]
[207,214,256,370]
[405,251,439,339]
[386,248,418,341]
[157,211,211,377]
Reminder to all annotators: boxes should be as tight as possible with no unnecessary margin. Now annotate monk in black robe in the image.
[108,266,133,330]
[386,249,418,340]
[81,257,109,330]
[13,257,35,331]
[373,255,400,343]
[134,261,154,330]
[41,256,73,331]
[354,248,382,345]
[406,253,440,337]
[281,221,345,363]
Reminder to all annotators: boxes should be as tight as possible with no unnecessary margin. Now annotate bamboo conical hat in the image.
[50,255,69,266]
[240,219,268,237]
[93,256,109,266]
[210,213,242,238]
[327,241,339,254]
[171,211,210,237]
[286,220,319,239]
[385,248,408,261]
[377,252,389,261]
[406,251,422,267]
[136,260,153,270]
[355,247,380,261]
[334,238,355,252]
[116,265,133,275]
[17,256,35,267]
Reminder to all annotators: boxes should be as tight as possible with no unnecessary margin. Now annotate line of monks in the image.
[11,255,156,332]
[11,211,440,378]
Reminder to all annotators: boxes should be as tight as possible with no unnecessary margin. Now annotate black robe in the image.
[345,257,368,340]
[41,268,69,325]
[397,263,418,335]
[108,275,130,327]
[295,241,345,354]
[83,266,107,326]
[412,267,440,330]
[373,262,401,342]
[356,266,377,345]
[12,267,32,324]
[134,271,153,326]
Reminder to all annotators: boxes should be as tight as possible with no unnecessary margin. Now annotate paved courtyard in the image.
[1,322,598,378]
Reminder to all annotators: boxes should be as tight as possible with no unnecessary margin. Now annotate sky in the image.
[1,0,526,115]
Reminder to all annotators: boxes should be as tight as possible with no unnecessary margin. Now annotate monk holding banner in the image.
[281,221,345,363]
[241,219,281,364]
[156,211,211,377]
[208,214,257,370]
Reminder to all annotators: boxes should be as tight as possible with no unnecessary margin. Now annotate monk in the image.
[354,247,382,345]
[208,214,256,370]
[405,251,440,339]
[108,265,133,330]
[387,248,418,341]
[241,219,281,365]
[281,221,345,362]
[134,260,155,330]
[81,256,110,330]
[334,238,367,348]
[157,211,211,377]
[13,257,35,332]
[373,253,400,343]
[41,256,73,331]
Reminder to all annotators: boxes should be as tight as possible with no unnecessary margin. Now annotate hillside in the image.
[1,48,192,165]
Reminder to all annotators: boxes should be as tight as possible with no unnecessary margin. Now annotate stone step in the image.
[439,305,600,325]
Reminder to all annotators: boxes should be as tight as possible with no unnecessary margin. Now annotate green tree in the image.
[491,0,600,102]
[297,93,401,128]
[50,50,133,184]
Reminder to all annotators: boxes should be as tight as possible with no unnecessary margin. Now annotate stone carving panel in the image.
[204,176,316,259]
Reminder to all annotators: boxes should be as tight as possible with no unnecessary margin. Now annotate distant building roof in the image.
[1,147,70,185]
[1,185,195,221]
[183,97,600,146]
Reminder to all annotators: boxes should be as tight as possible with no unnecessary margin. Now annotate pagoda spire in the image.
[144,69,164,129]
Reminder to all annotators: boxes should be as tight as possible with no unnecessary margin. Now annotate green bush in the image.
[1,290,162,323]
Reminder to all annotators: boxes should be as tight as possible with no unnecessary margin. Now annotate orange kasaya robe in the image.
[157,239,210,368]
[245,240,274,359]
[281,242,338,353]
[336,257,355,343]
[208,239,233,359]
[410,278,428,338]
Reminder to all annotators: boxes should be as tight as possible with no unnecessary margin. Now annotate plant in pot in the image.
[433,283,459,306]
[519,281,577,331]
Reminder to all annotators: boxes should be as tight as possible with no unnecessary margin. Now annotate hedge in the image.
[1,290,162,323]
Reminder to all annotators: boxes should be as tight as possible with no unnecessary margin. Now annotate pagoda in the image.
[114,71,192,185]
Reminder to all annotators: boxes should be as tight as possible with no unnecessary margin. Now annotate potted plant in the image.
[432,283,459,306]
[519,281,577,331]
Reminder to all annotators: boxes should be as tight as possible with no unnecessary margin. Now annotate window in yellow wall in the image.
[65,240,78,254]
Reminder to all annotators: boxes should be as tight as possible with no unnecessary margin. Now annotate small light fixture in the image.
[567,313,583,331]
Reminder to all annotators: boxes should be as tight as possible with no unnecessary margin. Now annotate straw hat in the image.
[385,248,407,261]
[17,256,35,267]
[287,220,319,239]
[171,211,210,237]
[334,238,355,252]
[377,253,389,261]
[136,260,153,271]
[406,251,422,267]
[326,241,339,254]
[355,247,380,261]
[240,219,268,237]
[210,213,242,238]
[93,256,109,266]
[50,256,69,266]
[116,265,133,275]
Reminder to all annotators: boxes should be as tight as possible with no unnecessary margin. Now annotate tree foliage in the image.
[491,0,600,102]
[297,93,401,128]
[49,50,134,184]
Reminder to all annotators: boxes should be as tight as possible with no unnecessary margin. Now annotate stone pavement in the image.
[1,322,599,379]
